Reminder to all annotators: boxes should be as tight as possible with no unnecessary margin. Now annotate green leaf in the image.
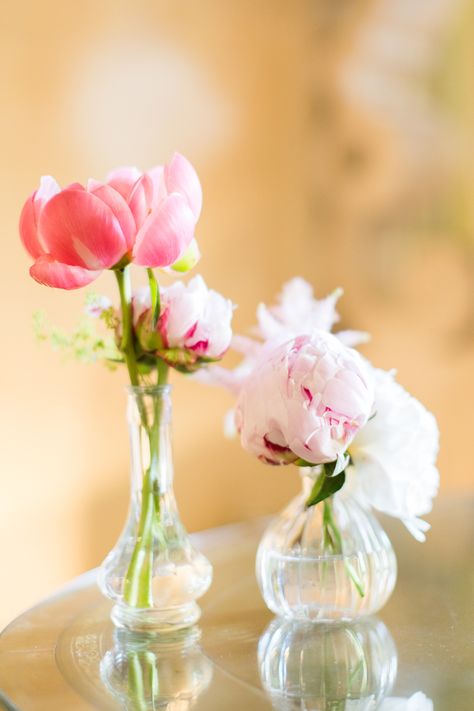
[325,454,349,477]
[306,470,346,508]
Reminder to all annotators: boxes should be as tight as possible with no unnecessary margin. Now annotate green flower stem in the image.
[147,268,161,328]
[128,652,148,711]
[123,405,162,608]
[115,266,139,386]
[127,650,159,710]
[157,356,168,386]
[115,266,171,608]
[323,500,342,554]
[122,373,169,607]
[323,498,365,598]
[123,467,155,607]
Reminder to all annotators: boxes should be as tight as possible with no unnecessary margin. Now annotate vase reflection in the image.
[100,625,213,710]
[258,616,397,710]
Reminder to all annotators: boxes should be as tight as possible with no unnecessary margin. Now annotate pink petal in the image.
[19,193,44,258]
[133,193,195,268]
[127,173,154,230]
[164,153,202,220]
[36,175,61,206]
[106,166,141,199]
[19,176,60,259]
[148,166,167,209]
[87,178,102,191]
[30,255,101,290]
[39,189,128,269]
[89,183,136,250]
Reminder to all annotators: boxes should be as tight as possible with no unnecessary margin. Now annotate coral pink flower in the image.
[235,331,374,465]
[19,153,202,289]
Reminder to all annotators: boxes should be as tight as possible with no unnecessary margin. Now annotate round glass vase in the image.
[256,469,397,622]
[98,385,212,633]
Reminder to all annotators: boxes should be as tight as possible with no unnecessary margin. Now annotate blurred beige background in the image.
[1,0,473,629]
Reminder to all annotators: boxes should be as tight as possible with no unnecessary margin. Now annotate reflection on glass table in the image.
[258,616,432,710]
[100,626,212,711]
[259,617,396,709]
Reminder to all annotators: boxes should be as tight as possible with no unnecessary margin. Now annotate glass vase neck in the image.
[127,384,172,422]
[127,384,172,395]
[126,384,173,496]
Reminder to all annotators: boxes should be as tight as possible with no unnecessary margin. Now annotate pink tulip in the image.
[19,153,202,289]
[235,331,374,465]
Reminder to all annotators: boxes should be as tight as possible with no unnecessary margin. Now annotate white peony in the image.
[255,277,370,348]
[346,369,440,541]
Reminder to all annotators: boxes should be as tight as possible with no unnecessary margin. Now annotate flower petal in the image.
[19,176,60,259]
[30,255,101,289]
[164,153,202,220]
[133,193,195,267]
[127,173,154,230]
[39,189,128,269]
[36,175,61,204]
[19,193,44,258]
[88,183,136,250]
[148,166,167,208]
[105,166,141,199]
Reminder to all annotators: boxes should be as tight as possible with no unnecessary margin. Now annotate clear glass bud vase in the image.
[256,470,397,622]
[98,385,212,632]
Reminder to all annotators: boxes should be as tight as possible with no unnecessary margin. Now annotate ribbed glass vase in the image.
[256,470,397,622]
[98,385,212,632]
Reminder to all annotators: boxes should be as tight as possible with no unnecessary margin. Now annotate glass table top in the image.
[0,499,473,710]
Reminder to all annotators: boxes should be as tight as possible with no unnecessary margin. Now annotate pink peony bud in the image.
[235,331,374,465]
[134,276,234,372]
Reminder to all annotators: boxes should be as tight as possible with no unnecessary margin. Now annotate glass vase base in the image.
[111,601,201,633]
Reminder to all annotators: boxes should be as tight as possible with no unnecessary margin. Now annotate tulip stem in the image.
[115,266,139,386]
